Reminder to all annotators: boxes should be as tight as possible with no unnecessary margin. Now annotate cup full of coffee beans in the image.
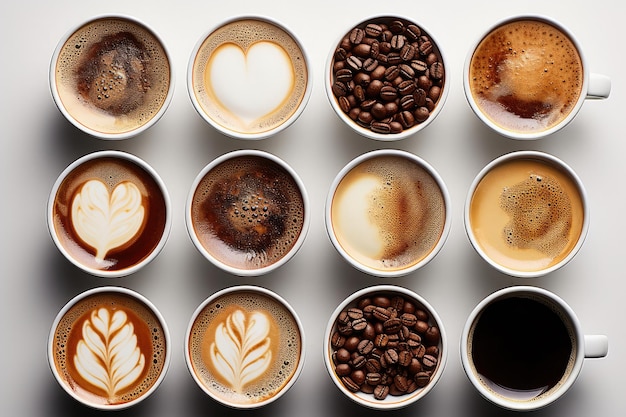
[324,285,447,409]
[325,16,448,141]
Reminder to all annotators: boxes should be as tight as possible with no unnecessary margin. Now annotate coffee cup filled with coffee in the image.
[464,15,611,139]
[326,149,450,277]
[325,16,448,141]
[186,150,309,276]
[48,286,171,410]
[50,15,174,139]
[464,151,588,278]
[324,285,447,409]
[185,285,305,408]
[188,16,312,140]
[47,150,171,277]
[461,286,608,411]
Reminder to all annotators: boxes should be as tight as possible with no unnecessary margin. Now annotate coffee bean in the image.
[331,331,346,349]
[383,318,403,334]
[415,107,430,122]
[373,306,392,321]
[342,376,361,392]
[344,336,360,351]
[362,58,379,72]
[365,23,383,37]
[336,363,351,376]
[430,61,444,80]
[371,121,392,134]
[363,323,376,340]
[352,317,368,332]
[335,348,351,363]
[366,358,382,373]
[406,24,421,40]
[419,40,433,56]
[389,20,405,34]
[422,354,438,370]
[380,85,398,101]
[424,326,441,345]
[366,372,382,385]
[351,370,366,385]
[350,28,365,44]
[358,339,375,355]
[374,384,389,400]
[352,354,367,369]
[415,320,429,334]
[353,43,371,58]
[346,55,363,71]
[398,350,412,367]
[394,375,410,392]
[414,372,431,387]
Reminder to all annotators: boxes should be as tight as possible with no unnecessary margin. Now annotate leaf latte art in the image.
[209,310,272,392]
[71,179,145,262]
[74,308,146,399]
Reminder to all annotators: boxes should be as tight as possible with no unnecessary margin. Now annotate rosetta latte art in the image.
[210,310,272,392]
[71,179,145,262]
[74,308,146,399]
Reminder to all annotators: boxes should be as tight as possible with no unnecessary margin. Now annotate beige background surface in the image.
[1,0,623,416]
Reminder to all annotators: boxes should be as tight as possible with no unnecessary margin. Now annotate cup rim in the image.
[47,150,172,278]
[323,284,448,410]
[324,14,449,141]
[463,150,589,278]
[47,286,172,411]
[186,14,313,140]
[460,285,585,411]
[185,149,310,276]
[49,14,175,140]
[462,14,589,140]
[325,149,451,277]
[184,285,306,409]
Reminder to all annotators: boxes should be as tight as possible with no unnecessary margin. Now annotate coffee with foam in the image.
[189,17,309,137]
[468,157,585,273]
[49,288,169,409]
[49,152,169,276]
[186,288,303,407]
[52,16,172,137]
[468,19,583,134]
[329,153,447,273]
[188,153,306,273]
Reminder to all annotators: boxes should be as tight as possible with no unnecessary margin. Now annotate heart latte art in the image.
[208,42,294,125]
[71,179,146,262]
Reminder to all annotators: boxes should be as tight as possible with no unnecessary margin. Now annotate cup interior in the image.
[460,286,583,411]
[463,15,588,139]
[325,149,450,277]
[324,285,447,410]
[184,285,306,409]
[187,15,312,140]
[48,286,171,410]
[47,151,171,277]
[464,151,588,277]
[325,15,449,141]
[49,14,174,139]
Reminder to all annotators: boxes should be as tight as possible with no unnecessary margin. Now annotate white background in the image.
[1,0,624,416]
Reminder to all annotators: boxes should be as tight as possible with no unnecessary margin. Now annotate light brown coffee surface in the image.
[331,155,446,271]
[191,18,308,134]
[51,156,167,273]
[468,19,583,133]
[469,159,585,272]
[187,291,302,405]
[51,292,167,406]
[55,17,171,135]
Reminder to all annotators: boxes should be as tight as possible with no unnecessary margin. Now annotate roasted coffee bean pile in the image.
[330,18,445,135]
[330,294,441,400]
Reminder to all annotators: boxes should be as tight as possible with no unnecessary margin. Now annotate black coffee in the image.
[470,296,573,400]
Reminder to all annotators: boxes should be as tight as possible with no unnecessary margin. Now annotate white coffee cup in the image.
[325,149,451,277]
[47,150,172,278]
[325,15,449,141]
[460,286,608,411]
[464,150,588,278]
[48,286,171,410]
[187,16,312,140]
[323,285,447,409]
[184,285,306,409]
[185,150,310,276]
[463,15,610,140]
[50,14,175,140]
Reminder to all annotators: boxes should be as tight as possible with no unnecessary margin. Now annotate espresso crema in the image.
[331,155,446,272]
[50,291,168,406]
[469,158,585,272]
[191,18,308,135]
[54,16,171,135]
[468,19,583,133]
[187,290,302,405]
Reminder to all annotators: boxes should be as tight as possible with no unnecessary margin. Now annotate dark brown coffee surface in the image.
[51,291,167,406]
[51,156,167,272]
[55,17,171,134]
[190,155,305,270]
[470,296,574,401]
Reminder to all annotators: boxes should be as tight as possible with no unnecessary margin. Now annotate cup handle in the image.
[586,73,611,99]
[584,334,609,358]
